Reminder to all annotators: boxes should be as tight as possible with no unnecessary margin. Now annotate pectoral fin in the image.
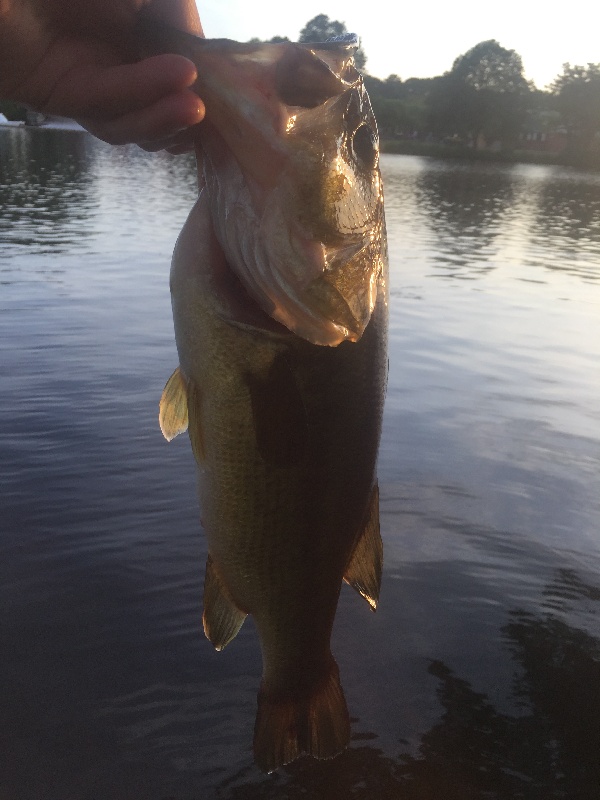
[160,369,205,462]
[343,484,383,611]
[159,367,189,441]
[202,554,247,651]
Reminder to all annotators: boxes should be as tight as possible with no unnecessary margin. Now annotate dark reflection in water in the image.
[400,600,600,800]
[218,570,600,800]
[1,136,600,798]
[415,162,517,277]
[0,128,96,258]
[534,173,600,243]
[528,172,600,283]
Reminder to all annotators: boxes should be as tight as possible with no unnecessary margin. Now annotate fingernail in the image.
[186,66,198,87]
[189,101,205,124]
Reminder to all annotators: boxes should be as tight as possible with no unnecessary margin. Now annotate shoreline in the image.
[380,139,600,172]
[2,124,597,172]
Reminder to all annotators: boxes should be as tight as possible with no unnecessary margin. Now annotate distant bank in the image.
[380,139,600,172]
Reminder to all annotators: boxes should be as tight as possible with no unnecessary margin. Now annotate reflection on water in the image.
[416,162,517,278]
[1,132,600,798]
[530,172,600,283]
[0,128,96,260]
[217,570,600,799]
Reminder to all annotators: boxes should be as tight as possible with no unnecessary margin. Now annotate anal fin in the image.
[343,484,383,611]
[202,554,247,651]
[159,367,189,441]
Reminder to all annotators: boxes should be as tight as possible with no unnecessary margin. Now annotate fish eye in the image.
[351,124,378,170]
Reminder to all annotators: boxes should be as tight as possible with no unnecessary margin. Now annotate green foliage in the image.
[383,75,403,98]
[403,77,439,96]
[363,74,429,136]
[370,99,427,138]
[426,40,532,147]
[364,74,438,103]
[451,39,532,94]
[550,61,600,94]
[364,74,404,101]
[371,99,410,136]
[550,63,600,154]
[298,13,346,42]
[247,35,290,44]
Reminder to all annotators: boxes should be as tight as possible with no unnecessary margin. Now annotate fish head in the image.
[275,79,386,345]
[199,38,386,346]
[134,18,387,346]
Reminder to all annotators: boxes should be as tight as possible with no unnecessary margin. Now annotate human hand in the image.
[0,0,205,152]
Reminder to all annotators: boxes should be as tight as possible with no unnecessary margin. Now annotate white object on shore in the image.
[0,112,25,127]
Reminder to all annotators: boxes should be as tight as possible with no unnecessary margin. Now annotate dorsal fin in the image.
[343,484,382,610]
[159,367,189,441]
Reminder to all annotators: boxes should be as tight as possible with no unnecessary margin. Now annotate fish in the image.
[136,15,388,772]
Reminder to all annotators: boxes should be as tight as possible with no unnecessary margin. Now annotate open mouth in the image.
[302,277,364,340]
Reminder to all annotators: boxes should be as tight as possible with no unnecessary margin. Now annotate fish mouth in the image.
[301,240,380,342]
[301,278,364,341]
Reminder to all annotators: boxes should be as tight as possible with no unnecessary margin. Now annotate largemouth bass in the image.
[138,17,388,772]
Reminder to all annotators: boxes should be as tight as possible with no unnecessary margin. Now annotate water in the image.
[1,128,599,799]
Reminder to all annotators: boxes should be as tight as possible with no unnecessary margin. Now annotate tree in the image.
[299,14,346,42]
[382,74,404,100]
[451,39,532,94]
[550,63,600,156]
[427,40,532,148]
[298,14,367,71]
[370,99,413,137]
[363,75,429,137]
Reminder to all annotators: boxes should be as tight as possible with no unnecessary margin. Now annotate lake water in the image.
[1,128,599,799]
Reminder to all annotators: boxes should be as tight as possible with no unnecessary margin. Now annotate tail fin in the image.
[253,655,350,773]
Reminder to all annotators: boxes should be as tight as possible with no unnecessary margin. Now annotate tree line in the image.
[294,15,600,166]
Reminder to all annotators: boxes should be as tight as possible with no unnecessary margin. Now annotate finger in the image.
[58,54,199,120]
[145,0,204,35]
[80,88,204,146]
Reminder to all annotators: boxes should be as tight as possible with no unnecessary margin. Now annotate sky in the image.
[195,0,599,90]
